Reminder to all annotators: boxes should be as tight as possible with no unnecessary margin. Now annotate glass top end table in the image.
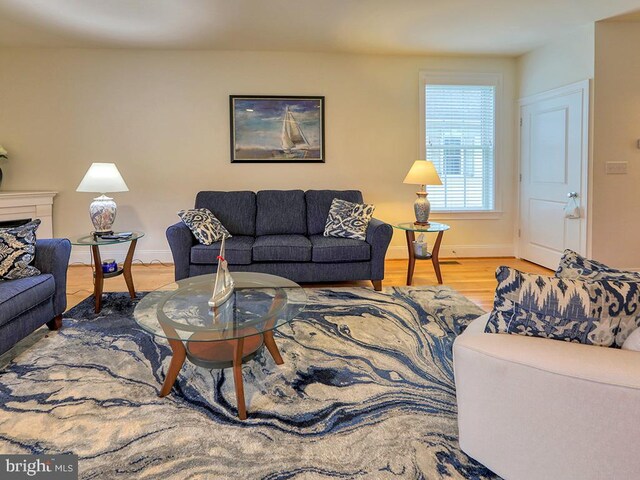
[393,222,450,285]
[71,231,145,313]
[134,272,307,420]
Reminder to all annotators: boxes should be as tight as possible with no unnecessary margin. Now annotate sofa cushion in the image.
[190,236,254,265]
[0,274,55,328]
[252,235,311,262]
[485,266,640,348]
[178,208,231,245]
[323,198,375,241]
[195,191,256,236]
[256,190,307,236]
[310,235,370,263]
[305,190,364,235]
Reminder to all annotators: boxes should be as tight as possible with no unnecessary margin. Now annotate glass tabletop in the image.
[134,272,307,342]
[394,222,450,233]
[72,231,145,246]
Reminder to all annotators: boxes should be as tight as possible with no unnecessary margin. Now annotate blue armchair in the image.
[0,238,71,355]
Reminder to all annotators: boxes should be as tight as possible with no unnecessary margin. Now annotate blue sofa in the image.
[0,238,71,355]
[167,190,393,290]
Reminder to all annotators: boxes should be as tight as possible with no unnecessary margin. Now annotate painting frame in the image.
[229,95,325,163]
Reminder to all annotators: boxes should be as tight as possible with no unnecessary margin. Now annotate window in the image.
[421,76,498,212]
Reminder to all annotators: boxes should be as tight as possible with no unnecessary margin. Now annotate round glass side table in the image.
[393,222,450,285]
[72,232,145,313]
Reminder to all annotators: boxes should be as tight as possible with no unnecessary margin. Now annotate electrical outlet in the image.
[606,161,628,174]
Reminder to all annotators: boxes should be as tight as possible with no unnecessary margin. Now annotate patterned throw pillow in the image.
[0,219,42,280]
[556,249,640,282]
[323,199,375,241]
[178,209,231,245]
[485,266,640,348]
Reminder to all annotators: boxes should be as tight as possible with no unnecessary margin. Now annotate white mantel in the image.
[0,191,57,238]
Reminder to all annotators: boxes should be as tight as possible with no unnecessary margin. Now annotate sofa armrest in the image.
[34,238,71,315]
[166,221,196,281]
[365,218,393,281]
[453,331,640,480]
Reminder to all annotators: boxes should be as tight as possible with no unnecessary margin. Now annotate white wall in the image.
[0,48,516,264]
[517,24,595,98]
[592,20,640,268]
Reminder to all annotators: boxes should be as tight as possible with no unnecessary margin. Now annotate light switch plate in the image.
[606,161,628,174]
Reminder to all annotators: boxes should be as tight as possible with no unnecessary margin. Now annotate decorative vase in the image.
[414,191,431,225]
[89,194,117,234]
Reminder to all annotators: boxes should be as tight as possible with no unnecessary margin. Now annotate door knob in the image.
[567,192,578,198]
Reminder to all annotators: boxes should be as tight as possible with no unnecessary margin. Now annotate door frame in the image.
[515,79,591,261]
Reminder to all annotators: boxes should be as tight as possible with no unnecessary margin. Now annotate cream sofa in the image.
[453,313,640,480]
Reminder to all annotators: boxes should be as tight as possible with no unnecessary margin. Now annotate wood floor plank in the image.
[65,257,552,312]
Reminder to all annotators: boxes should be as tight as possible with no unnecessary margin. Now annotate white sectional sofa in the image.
[453,313,640,480]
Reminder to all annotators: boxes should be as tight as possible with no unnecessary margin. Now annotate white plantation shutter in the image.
[425,84,496,211]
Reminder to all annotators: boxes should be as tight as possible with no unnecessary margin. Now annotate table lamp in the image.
[403,160,442,225]
[76,163,129,236]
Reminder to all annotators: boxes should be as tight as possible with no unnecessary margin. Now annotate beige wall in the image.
[517,24,594,98]
[0,48,516,264]
[592,21,640,268]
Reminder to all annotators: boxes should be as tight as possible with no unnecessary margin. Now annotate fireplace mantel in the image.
[0,191,57,238]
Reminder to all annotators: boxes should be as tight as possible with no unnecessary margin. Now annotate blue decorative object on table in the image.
[102,259,117,274]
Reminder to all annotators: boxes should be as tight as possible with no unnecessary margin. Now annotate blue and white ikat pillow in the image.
[485,266,640,348]
[556,249,640,282]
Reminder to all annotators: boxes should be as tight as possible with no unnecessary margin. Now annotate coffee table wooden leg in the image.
[431,231,444,284]
[91,245,104,313]
[233,337,247,420]
[159,339,186,397]
[123,238,138,299]
[406,230,416,286]
[263,330,284,365]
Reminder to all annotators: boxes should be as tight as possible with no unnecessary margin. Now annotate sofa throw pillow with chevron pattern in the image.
[556,249,640,282]
[178,208,231,245]
[485,266,640,348]
[0,219,42,280]
[323,198,375,241]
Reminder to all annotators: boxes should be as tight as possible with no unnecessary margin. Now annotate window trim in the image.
[419,71,503,215]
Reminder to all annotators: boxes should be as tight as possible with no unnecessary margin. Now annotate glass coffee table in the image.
[134,272,307,420]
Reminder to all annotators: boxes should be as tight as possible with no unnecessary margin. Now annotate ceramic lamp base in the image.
[413,191,431,225]
[89,194,117,234]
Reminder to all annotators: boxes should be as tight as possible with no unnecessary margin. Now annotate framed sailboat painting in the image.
[230,95,325,163]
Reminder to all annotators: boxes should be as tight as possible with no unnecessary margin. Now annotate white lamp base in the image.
[89,194,117,234]
[414,191,431,225]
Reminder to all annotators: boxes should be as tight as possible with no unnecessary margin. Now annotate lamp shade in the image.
[403,160,443,186]
[76,163,129,193]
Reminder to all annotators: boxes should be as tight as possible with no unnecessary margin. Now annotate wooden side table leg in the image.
[123,238,138,299]
[263,330,284,365]
[233,337,247,420]
[406,230,416,286]
[431,231,445,284]
[91,245,104,313]
[159,339,186,397]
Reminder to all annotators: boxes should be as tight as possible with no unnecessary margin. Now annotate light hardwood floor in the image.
[66,257,551,312]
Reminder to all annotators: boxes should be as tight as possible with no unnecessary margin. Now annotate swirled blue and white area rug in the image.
[0,287,498,479]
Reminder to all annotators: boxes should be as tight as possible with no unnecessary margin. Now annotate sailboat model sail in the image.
[281,106,310,152]
[208,236,235,308]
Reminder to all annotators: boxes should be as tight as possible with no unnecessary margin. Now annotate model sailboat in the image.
[281,106,310,153]
[208,236,235,308]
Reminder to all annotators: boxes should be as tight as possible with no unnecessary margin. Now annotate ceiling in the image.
[0,0,639,56]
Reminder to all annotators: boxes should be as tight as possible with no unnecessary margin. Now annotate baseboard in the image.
[69,248,174,266]
[386,244,514,260]
[69,244,514,266]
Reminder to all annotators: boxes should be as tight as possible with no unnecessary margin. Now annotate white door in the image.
[519,80,589,269]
